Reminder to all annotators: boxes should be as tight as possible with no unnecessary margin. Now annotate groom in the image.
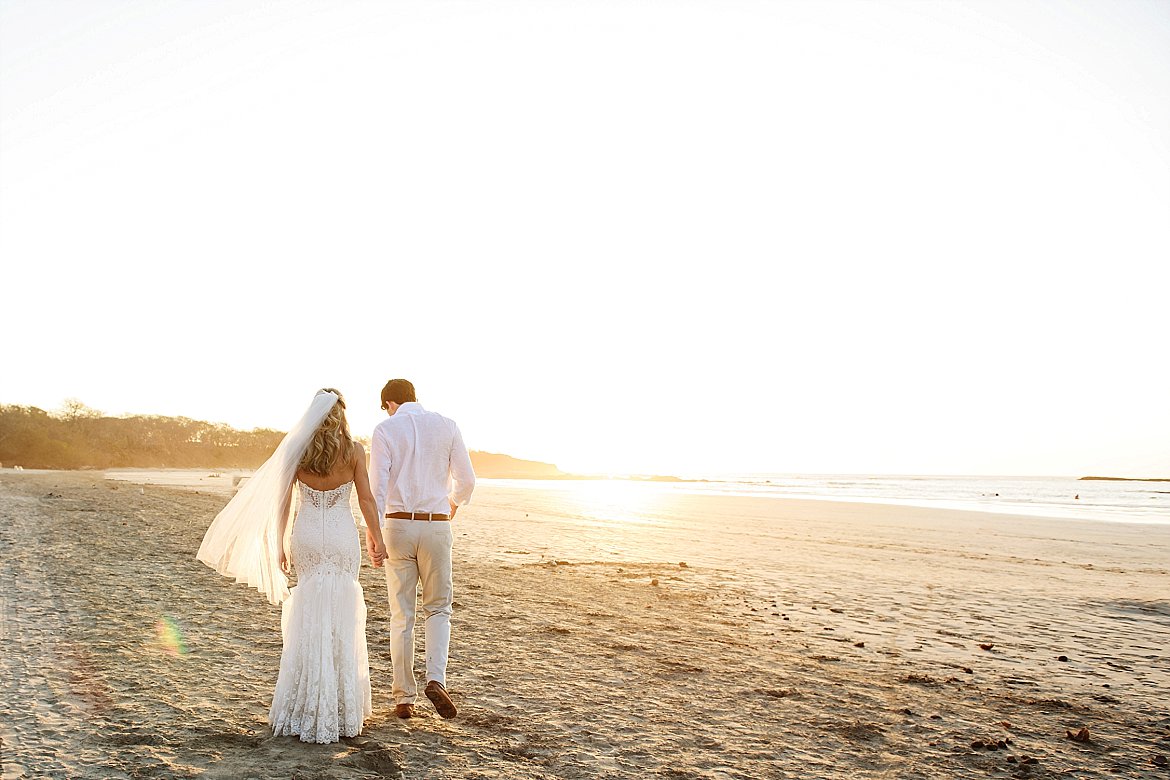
[369,378,475,719]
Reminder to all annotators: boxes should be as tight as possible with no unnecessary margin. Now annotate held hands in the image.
[365,532,387,568]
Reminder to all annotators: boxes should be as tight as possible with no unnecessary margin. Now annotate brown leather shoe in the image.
[424,680,457,719]
[394,703,414,719]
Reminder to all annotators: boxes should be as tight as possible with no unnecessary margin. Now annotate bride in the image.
[197,389,387,743]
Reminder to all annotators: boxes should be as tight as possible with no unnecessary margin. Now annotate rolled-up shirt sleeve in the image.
[369,425,392,519]
[448,422,475,507]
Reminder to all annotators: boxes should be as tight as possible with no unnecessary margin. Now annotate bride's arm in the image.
[277,479,294,574]
[352,442,387,567]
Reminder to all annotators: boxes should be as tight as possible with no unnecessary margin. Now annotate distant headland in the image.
[1078,476,1170,482]
[0,401,687,482]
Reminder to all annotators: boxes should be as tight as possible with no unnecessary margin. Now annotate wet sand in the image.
[1,470,1168,779]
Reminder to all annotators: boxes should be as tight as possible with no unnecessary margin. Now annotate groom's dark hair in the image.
[381,379,417,409]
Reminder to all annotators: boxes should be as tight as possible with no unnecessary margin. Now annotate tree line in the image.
[0,401,286,470]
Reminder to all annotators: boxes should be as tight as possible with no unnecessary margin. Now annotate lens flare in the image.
[156,615,189,657]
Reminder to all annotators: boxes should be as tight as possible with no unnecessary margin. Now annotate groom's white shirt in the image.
[369,402,475,518]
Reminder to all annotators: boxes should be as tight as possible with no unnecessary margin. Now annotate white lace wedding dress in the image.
[268,481,372,742]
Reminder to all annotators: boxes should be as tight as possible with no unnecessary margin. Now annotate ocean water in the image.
[719,474,1170,523]
[102,468,1170,524]
[486,474,1170,525]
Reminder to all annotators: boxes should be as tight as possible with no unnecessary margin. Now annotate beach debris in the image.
[961,666,973,674]
[834,721,886,741]
[679,561,687,568]
[1058,655,1070,662]
[650,578,659,586]
[854,641,865,648]
[970,737,1010,750]
[829,607,844,613]
[755,687,797,698]
[979,643,994,651]
[1152,754,1167,767]
[903,674,941,686]
[1066,727,1091,743]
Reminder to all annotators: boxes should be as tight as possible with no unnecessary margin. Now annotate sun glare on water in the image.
[565,479,667,526]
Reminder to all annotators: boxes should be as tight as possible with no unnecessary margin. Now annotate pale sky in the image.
[2,0,1168,478]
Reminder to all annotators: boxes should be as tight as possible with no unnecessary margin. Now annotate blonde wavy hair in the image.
[298,388,353,476]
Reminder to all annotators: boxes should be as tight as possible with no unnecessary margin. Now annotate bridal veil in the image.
[197,390,339,605]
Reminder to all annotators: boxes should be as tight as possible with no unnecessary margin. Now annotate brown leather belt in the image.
[385,512,450,521]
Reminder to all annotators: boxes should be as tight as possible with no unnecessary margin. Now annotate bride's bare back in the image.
[296,441,362,492]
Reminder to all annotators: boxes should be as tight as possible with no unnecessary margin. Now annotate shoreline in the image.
[92,467,1170,527]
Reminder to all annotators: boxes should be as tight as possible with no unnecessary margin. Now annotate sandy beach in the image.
[1,470,1168,779]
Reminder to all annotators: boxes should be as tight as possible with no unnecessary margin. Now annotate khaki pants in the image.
[383,518,453,705]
